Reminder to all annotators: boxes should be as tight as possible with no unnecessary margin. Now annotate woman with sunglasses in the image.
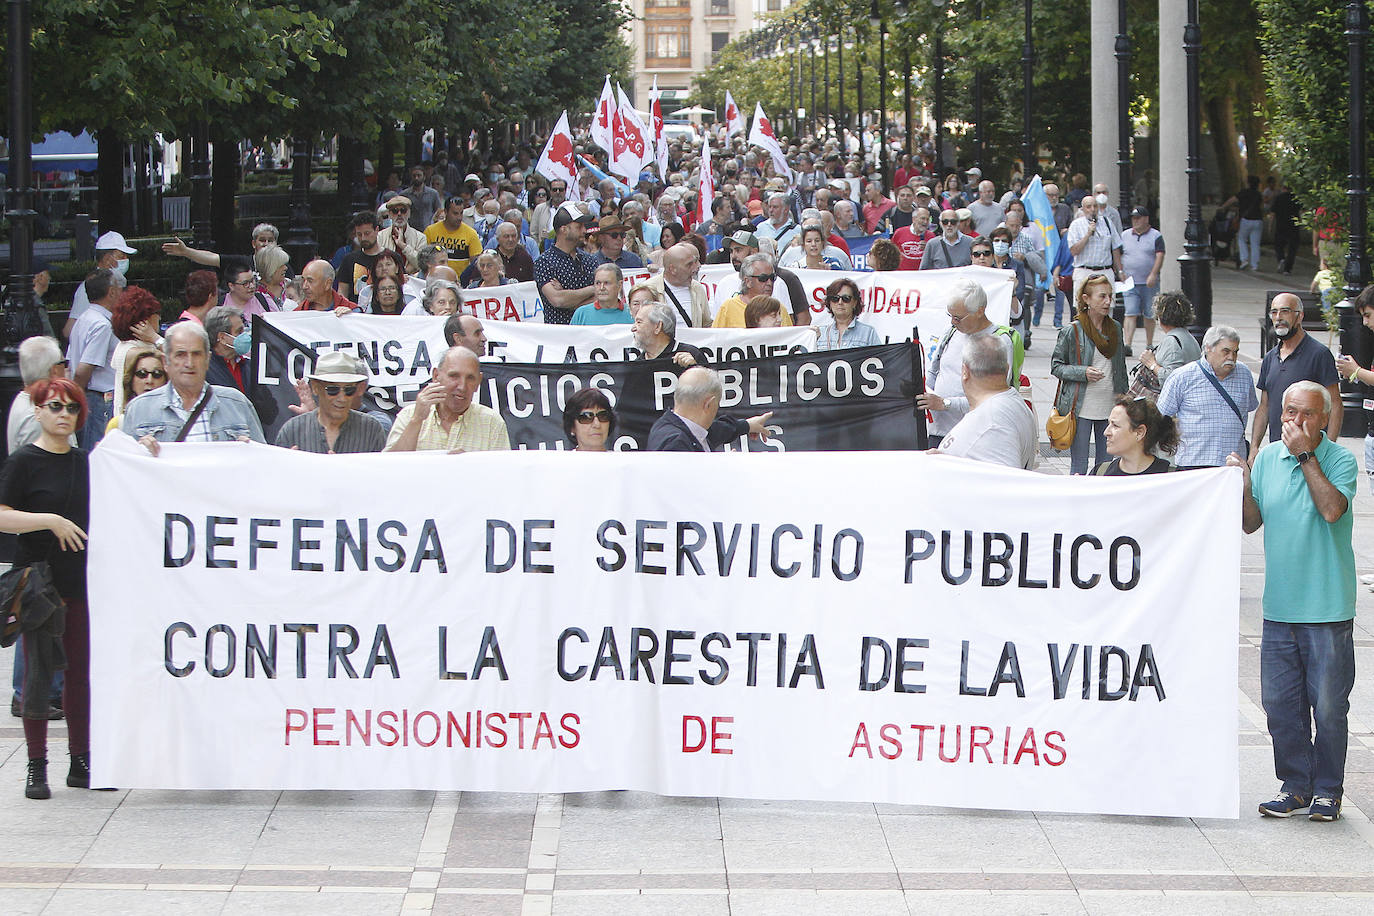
[106,345,168,433]
[0,379,93,799]
[1095,394,1178,475]
[815,278,881,351]
[562,387,617,452]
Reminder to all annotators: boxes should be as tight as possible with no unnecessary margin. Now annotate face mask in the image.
[380,218,392,230]
[992,241,1010,257]
[113,257,130,276]
[231,330,251,357]
[1094,193,1109,207]
[1272,323,1293,339]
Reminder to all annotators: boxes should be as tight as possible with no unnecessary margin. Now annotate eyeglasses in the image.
[1269,307,1298,316]
[602,231,626,239]
[43,401,81,416]
[827,292,856,303]
[747,273,776,284]
[971,249,993,257]
[575,409,612,424]
[939,218,957,226]
[319,384,360,397]
[230,277,257,288]
[948,312,967,324]
[133,368,166,380]
[387,206,409,213]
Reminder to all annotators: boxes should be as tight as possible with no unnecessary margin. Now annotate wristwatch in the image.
[1296,451,1314,464]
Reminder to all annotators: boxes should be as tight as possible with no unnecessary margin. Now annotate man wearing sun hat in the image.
[380,196,426,273]
[274,351,385,454]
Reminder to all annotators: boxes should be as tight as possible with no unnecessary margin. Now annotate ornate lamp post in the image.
[1178,0,1212,331]
[973,1,984,172]
[871,1,889,190]
[284,137,318,271]
[1022,0,1035,177]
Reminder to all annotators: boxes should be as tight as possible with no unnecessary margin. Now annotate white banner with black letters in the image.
[88,443,1240,818]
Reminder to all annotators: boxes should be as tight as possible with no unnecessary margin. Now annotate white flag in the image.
[748,102,791,186]
[724,90,745,138]
[590,76,615,155]
[697,133,715,227]
[650,76,668,180]
[611,84,651,182]
[535,111,579,196]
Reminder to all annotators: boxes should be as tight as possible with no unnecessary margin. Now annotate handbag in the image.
[1046,326,1083,451]
[1127,361,1161,398]
[0,562,64,649]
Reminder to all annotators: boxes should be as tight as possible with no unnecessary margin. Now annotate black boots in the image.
[25,758,50,799]
[67,752,90,789]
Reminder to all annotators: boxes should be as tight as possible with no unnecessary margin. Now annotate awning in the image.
[0,131,99,174]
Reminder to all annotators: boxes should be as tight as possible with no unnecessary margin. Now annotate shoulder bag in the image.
[1045,326,1083,451]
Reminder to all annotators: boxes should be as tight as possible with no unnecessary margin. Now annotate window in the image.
[711,32,730,64]
[767,0,781,9]
[646,23,691,66]
[708,0,732,15]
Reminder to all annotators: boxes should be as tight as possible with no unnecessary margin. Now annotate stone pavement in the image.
[4,254,1374,915]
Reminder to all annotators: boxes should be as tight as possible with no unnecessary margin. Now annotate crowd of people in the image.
[0,124,1366,818]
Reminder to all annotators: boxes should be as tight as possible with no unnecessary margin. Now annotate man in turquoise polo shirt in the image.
[1227,381,1357,821]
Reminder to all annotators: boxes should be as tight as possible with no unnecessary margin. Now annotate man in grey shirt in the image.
[936,333,1037,469]
[967,180,1006,238]
[919,209,974,269]
[275,352,386,454]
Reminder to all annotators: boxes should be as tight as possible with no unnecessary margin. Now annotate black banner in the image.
[252,320,924,451]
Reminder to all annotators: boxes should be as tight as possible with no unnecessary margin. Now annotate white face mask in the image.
[113,257,130,276]
[1094,193,1110,207]
[992,241,1011,257]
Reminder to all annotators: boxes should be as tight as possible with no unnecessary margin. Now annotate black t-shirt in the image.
[1095,457,1171,476]
[0,445,89,599]
[1236,188,1263,221]
[338,249,382,293]
[887,208,914,231]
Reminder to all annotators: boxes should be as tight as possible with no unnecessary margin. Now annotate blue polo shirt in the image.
[1257,333,1339,439]
[1251,433,1357,623]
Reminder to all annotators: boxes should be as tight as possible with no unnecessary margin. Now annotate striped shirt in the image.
[1157,359,1257,467]
[385,401,511,452]
[274,410,387,454]
[1066,216,1121,269]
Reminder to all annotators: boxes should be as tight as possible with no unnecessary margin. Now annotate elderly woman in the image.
[1051,274,1130,474]
[109,286,165,416]
[1096,394,1179,475]
[815,278,880,350]
[0,378,92,799]
[745,296,785,329]
[562,387,618,452]
[1137,292,1202,384]
[466,250,512,289]
[649,222,687,273]
[355,250,411,313]
[254,244,292,310]
[406,278,462,317]
[107,344,168,433]
[627,283,661,320]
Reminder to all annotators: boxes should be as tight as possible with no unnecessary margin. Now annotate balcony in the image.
[706,0,733,16]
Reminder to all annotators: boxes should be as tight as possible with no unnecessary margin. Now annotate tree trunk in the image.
[378,120,396,184]
[1204,93,1243,199]
[96,127,125,234]
[211,130,239,253]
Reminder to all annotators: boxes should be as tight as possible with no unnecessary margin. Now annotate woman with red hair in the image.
[109,285,163,415]
[0,378,93,799]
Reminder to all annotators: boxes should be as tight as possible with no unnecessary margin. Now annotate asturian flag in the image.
[697,133,715,226]
[649,77,668,180]
[590,76,615,155]
[724,90,745,138]
[611,83,650,182]
[747,102,791,185]
[1020,174,1060,290]
[535,111,580,200]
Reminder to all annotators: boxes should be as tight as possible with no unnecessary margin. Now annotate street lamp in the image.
[1022,0,1035,178]
[1179,0,1212,331]
[810,25,820,138]
[870,1,889,190]
[973,1,984,173]
[933,0,946,171]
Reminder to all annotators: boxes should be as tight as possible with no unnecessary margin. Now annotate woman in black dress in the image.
[0,377,91,799]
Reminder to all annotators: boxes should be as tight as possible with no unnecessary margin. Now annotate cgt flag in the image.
[748,103,791,185]
[649,77,668,179]
[535,112,579,197]
[612,83,650,182]
[697,133,715,226]
[724,90,744,138]
[590,76,615,156]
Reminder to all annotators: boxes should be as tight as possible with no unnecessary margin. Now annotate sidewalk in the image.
[4,256,1374,916]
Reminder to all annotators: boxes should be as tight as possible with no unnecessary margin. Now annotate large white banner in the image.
[89,443,1240,818]
[260,312,813,371]
[699,264,1014,353]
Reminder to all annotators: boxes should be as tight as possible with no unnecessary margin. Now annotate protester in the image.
[8,337,72,455]
[1227,382,1356,822]
[534,202,598,324]
[425,196,484,277]
[336,210,386,300]
[107,286,164,417]
[714,254,790,329]
[563,388,618,452]
[919,208,974,269]
[296,260,359,314]
[357,250,413,311]
[381,195,426,272]
[108,345,168,433]
[122,322,267,447]
[465,251,512,289]
[745,296,785,328]
[274,352,386,454]
[1051,275,1129,474]
[254,245,292,310]
[385,347,510,452]
[571,264,633,326]
[814,278,880,351]
[1335,287,1374,494]
[65,231,136,339]
[1137,293,1202,384]
[646,367,772,451]
[1066,195,1124,306]
[867,238,901,272]
[1120,206,1165,352]
[1250,292,1341,462]
[934,334,1037,470]
[65,269,121,449]
[444,315,488,355]
[634,301,706,367]
[1095,396,1178,475]
[0,378,92,799]
[1158,325,1257,469]
[644,243,710,329]
[406,278,462,317]
[627,284,661,320]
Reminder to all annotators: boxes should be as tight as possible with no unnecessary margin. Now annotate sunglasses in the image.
[747,273,776,284]
[940,218,958,225]
[576,409,612,424]
[319,384,360,397]
[133,368,166,380]
[827,292,856,303]
[971,249,993,257]
[602,231,626,239]
[44,401,81,416]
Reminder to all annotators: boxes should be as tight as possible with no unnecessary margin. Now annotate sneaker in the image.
[1258,791,1309,817]
[1123,345,1133,357]
[1310,797,1341,821]
[25,758,50,800]
[9,696,18,718]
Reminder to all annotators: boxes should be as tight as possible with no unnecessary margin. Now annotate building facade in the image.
[629,0,777,112]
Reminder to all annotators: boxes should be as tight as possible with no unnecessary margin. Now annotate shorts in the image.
[1122,284,1158,318]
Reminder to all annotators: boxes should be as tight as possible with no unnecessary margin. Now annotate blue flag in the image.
[576,156,634,199]
[1021,175,1060,290]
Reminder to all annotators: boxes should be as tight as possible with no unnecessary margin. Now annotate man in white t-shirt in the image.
[936,334,1037,469]
[916,280,998,448]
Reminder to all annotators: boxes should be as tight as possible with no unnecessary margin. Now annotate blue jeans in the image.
[1069,416,1108,475]
[1238,218,1263,269]
[1052,287,1067,325]
[1261,619,1355,800]
[78,390,112,452]
[1364,435,1373,495]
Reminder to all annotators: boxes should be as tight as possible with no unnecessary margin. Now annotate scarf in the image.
[1075,308,1120,359]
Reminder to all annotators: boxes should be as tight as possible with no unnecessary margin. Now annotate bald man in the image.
[385,346,510,452]
[644,243,711,328]
[1250,292,1341,462]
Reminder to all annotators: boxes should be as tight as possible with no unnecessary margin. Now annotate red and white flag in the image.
[611,83,650,182]
[696,134,715,227]
[590,76,615,155]
[724,91,744,138]
[748,102,791,186]
[535,111,580,200]
[649,76,668,180]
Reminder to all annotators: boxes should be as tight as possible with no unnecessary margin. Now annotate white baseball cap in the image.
[95,230,137,254]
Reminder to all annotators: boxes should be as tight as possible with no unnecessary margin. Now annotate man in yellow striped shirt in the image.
[385,348,510,453]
